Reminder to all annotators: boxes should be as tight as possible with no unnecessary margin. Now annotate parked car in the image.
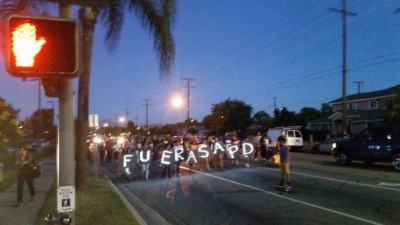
[332,125,400,170]
[5,147,17,154]
[311,138,342,154]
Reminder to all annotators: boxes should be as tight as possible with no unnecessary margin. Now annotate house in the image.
[309,84,400,135]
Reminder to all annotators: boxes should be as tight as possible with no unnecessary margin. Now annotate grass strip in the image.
[36,174,140,225]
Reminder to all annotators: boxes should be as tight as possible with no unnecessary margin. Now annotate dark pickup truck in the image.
[332,125,400,171]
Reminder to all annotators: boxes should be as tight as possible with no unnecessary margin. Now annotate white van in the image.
[267,127,303,150]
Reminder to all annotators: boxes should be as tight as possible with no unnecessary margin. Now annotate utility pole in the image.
[181,77,196,133]
[354,80,364,94]
[114,114,119,127]
[329,0,356,136]
[143,99,151,131]
[124,108,131,121]
[273,97,277,110]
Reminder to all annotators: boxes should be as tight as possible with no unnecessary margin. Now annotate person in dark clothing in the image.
[15,147,35,206]
[152,135,160,162]
[97,142,106,165]
[105,139,113,163]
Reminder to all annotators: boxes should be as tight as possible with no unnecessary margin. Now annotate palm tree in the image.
[0,0,175,188]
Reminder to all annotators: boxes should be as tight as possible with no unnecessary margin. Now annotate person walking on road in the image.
[276,135,291,189]
[173,138,185,177]
[15,147,35,206]
[97,141,106,165]
[105,139,113,163]
[211,136,224,170]
[162,142,174,178]
[253,131,262,161]
[139,142,152,180]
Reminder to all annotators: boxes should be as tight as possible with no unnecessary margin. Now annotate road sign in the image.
[57,186,75,213]
[89,114,99,127]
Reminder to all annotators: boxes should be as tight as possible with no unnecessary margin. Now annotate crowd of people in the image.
[89,131,291,189]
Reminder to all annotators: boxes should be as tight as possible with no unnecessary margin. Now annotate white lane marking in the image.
[180,166,383,225]
[377,182,400,187]
[260,167,400,192]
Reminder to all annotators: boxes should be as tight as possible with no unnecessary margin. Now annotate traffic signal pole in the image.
[58,4,75,225]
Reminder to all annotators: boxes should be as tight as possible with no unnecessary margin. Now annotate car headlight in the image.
[332,143,337,149]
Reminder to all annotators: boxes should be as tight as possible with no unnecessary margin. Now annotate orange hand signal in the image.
[12,23,46,67]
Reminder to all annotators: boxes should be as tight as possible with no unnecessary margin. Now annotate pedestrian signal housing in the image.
[4,15,82,78]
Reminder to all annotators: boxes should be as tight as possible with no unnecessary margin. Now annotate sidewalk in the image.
[0,157,57,225]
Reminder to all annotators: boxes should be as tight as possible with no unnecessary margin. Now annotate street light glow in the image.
[172,95,183,108]
[118,117,125,123]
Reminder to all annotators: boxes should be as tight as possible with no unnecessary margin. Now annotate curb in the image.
[108,180,148,225]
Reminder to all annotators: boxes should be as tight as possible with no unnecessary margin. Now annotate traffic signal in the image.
[4,15,82,78]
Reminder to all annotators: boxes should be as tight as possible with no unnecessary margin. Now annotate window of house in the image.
[348,102,356,110]
[370,100,378,109]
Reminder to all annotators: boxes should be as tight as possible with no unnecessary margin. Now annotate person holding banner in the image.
[139,142,152,181]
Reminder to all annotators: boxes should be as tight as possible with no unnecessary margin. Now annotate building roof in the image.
[309,109,385,126]
[330,84,400,104]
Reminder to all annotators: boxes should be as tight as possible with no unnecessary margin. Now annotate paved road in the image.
[104,152,400,225]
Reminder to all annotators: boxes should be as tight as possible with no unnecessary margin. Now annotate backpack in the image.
[31,164,42,178]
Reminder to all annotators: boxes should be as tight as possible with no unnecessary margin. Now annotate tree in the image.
[24,108,56,142]
[296,107,320,127]
[0,0,175,188]
[320,103,333,117]
[385,92,400,124]
[272,107,297,127]
[203,98,253,135]
[0,97,21,152]
[252,110,272,132]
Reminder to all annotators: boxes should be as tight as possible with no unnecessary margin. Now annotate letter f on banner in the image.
[123,154,132,167]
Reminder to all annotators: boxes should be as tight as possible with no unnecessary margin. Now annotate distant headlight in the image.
[332,143,337,149]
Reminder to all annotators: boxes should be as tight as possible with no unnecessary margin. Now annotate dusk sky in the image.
[1,0,399,127]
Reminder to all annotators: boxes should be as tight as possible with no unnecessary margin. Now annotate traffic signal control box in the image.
[4,15,82,78]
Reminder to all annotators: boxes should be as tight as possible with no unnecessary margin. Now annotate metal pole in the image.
[58,4,75,225]
[341,0,348,136]
[38,79,42,147]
